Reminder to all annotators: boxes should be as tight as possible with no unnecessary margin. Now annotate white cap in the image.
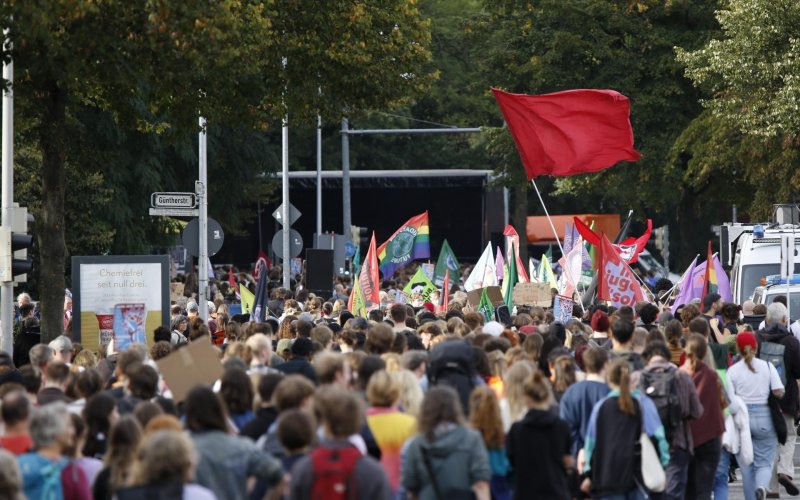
[483,321,504,337]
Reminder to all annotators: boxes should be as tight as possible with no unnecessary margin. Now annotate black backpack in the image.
[427,341,477,414]
[639,366,681,444]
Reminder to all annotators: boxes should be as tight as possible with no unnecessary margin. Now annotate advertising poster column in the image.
[72,256,170,352]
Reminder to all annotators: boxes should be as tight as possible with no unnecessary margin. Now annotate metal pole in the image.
[346,127,481,135]
[316,114,322,236]
[197,116,208,322]
[1,32,13,355]
[341,117,351,238]
[257,199,263,251]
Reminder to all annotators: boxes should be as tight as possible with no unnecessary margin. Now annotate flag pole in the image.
[531,179,567,258]
[530,179,586,314]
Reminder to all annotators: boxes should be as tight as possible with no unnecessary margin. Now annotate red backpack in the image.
[310,445,362,500]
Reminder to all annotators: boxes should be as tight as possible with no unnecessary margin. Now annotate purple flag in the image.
[496,248,505,283]
[671,257,699,313]
[713,255,733,302]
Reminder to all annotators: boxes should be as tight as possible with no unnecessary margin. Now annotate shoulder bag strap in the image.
[421,447,445,500]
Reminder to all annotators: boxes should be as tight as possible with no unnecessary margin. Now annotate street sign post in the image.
[151,192,197,209]
[272,202,301,226]
[272,229,303,259]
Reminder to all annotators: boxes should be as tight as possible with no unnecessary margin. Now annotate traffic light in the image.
[350,225,370,249]
[0,207,34,282]
[653,226,667,251]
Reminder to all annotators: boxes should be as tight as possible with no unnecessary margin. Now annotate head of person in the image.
[126,363,159,400]
[365,323,395,355]
[290,337,314,361]
[366,370,400,409]
[314,386,364,440]
[310,326,333,351]
[314,352,350,388]
[551,355,577,394]
[468,386,504,448]
[642,341,672,365]
[582,346,608,376]
[736,331,758,373]
[277,409,316,454]
[720,303,740,323]
[639,304,659,326]
[186,302,199,317]
[133,402,164,430]
[16,292,30,308]
[607,358,636,416]
[418,385,464,442]
[28,344,54,370]
[1,389,30,430]
[184,386,228,433]
[131,430,197,486]
[245,333,272,365]
[591,309,610,334]
[522,369,553,410]
[610,319,635,347]
[766,301,790,327]
[273,375,316,413]
[219,367,254,415]
[82,393,119,457]
[30,402,73,454]
[702,293,722,314]
[44,361,72,390]
[256,373,284,408]
[389,303,407,325]
[107,416,143,490]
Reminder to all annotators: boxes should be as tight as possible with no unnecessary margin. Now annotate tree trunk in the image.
[37,82,67,343]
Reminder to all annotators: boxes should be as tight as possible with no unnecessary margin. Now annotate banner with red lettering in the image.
[598,233,647,307]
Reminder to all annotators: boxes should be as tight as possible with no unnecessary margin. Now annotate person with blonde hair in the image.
[499,360,535,431]
[582,358,670,498]
[365,370,417,493]
[120,430,215,499]
[245,333,278,376]
[381,352,402,373]
[392,370,423,418]
[727,331,785,500]
[469,386,511,500]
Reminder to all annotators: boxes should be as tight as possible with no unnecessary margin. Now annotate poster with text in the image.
[73,256,170,352]
[553,295,575,324]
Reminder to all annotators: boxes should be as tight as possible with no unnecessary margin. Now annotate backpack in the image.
[310,445,362,500]
[427,341,477,414]
[758,340,787,386]
[639,367,681,444]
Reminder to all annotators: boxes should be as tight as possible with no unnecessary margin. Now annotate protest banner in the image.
[467,286,504,308]
[156,339,223,403]
[512,282,552,307]
[554,295,574,323]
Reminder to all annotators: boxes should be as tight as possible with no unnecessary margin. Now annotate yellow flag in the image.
[240,284,255,314]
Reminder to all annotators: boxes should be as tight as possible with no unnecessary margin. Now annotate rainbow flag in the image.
[377,211,430,277]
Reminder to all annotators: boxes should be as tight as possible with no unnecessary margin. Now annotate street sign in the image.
[272,229,303,259]
[151,192,197,209]
[182,217,225,257]
[344,241,356,258]
[272,203,301,226]
[149,208,199,217]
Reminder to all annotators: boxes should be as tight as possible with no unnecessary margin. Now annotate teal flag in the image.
[434,239,460,286]
[503,246,517,309]
[478,287,494,323]
[352,245,361,276]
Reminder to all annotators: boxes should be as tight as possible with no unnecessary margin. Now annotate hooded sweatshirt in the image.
[758,322,800,415]
[506,408,571,499]
[402,425,491,500]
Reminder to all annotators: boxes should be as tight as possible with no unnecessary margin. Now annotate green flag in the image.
[433,239,460,286]
[350,279,367,318]
[352,244,361,276]
[504,245,517,309]
[403,267,437,303]
[478,287,494,323]
[240,284,255,314]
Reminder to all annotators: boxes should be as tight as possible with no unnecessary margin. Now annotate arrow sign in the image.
[272,203,301,226]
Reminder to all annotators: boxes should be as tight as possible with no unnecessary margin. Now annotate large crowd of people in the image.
[0,267,797,500]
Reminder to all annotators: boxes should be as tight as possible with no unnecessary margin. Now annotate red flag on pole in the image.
[701,240,713,306]
[502,225,530,282]
[573,216,652,264]
[440,270,450,313]
[598,233,647,308]
[492,88,640,179]
[228,267,240,300]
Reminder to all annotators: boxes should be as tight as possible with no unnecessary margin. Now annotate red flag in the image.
[440,270,450,313]
[701,240,713,306]
[492,88,640,179]
[574,216,651,264]
[228,267,240,300]
[598,233,647,308]
[359,232,381,310]
[254,250,270,282]
[502,225,530,282]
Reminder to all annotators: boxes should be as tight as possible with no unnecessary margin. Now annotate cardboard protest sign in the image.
[553,295,574,324]
[156,339,223,403]
[512,282,552,307]
[170,282,185,303]
[467,286,504,307]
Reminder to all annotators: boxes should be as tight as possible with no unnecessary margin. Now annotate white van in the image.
[752,276,800,321]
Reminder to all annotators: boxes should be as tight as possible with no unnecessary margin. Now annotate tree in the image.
[677,0,800,137]
[3,0,433,341]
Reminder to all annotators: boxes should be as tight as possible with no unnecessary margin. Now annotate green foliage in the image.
[677,0,800,137]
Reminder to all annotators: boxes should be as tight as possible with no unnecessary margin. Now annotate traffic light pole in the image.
[197,116,208,322]
[1,34,13,354]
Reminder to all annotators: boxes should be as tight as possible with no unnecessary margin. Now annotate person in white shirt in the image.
[727,331,785,500]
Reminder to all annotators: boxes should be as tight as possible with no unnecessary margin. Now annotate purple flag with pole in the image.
[671,257,699,313]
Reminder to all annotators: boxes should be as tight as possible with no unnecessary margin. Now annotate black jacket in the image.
[240,407,278,442]
[275,357,317,384]
[588,398,642,497]
[506,409,572,500]
[758,323,800,416]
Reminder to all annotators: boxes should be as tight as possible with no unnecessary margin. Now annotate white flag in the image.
[465,244,496,291]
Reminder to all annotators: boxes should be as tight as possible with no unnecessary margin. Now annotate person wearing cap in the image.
[756,302,800,497]
[727,330,785,500]
[275,338,317,384]
[186,301,199,320]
